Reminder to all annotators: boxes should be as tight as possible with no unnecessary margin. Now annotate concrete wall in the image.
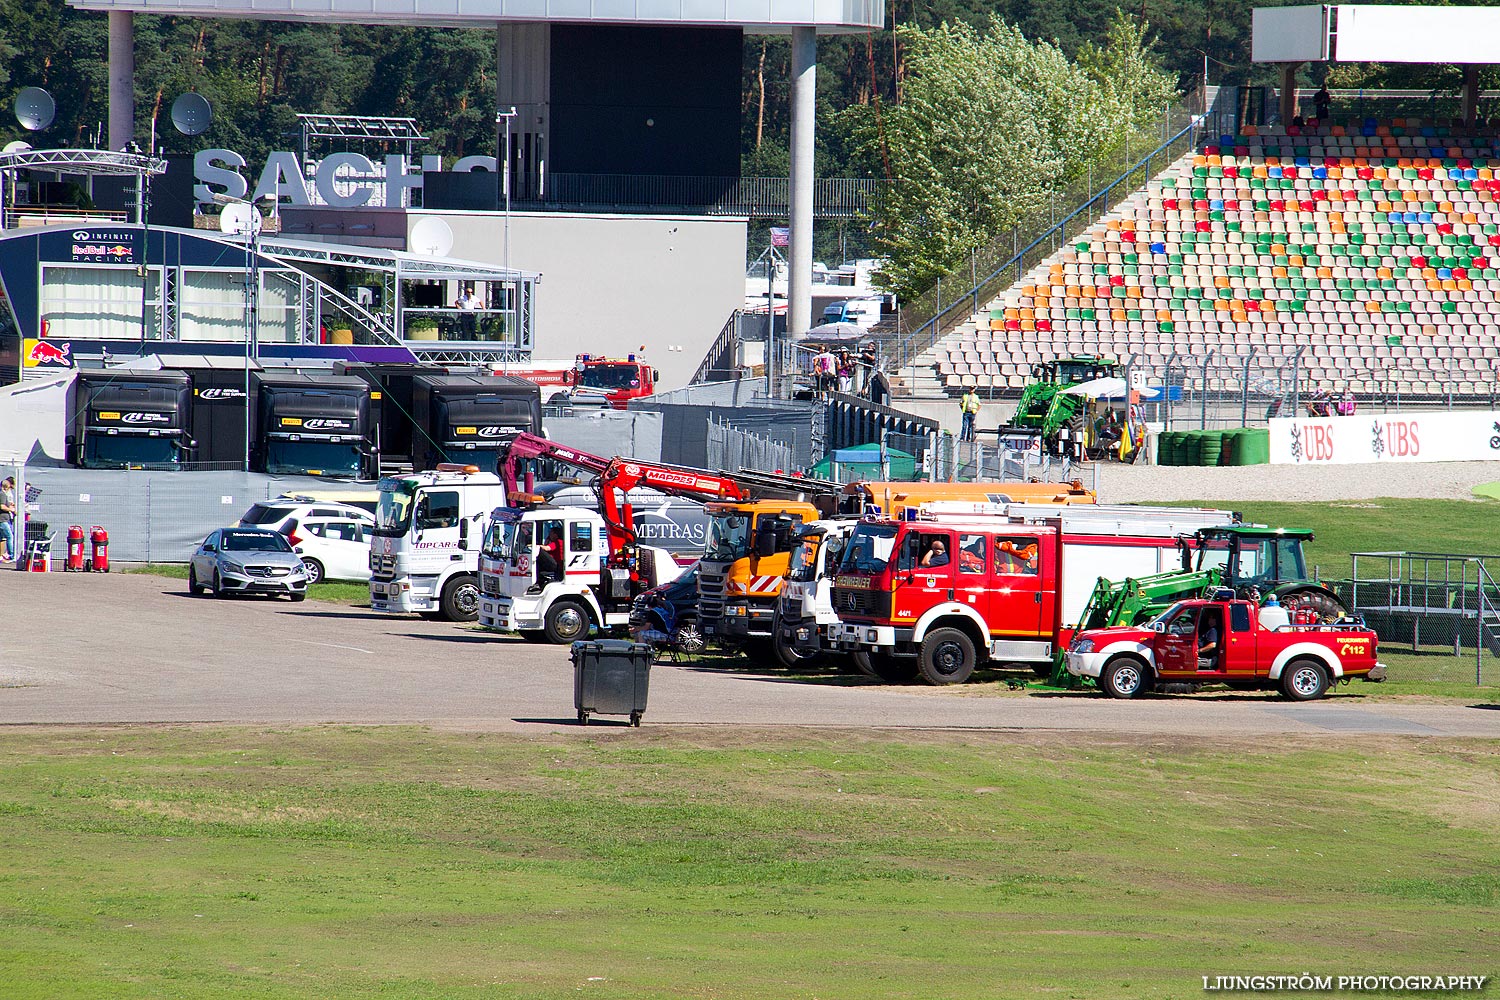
[417,210,746,390]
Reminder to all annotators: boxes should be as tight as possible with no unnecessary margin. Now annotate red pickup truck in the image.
[1065,596,1387,700]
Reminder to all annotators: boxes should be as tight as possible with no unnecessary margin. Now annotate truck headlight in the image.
[727,605,748,617]
[1073,639,1095,654]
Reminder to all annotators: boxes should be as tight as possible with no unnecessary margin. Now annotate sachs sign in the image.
[1270,410,1500,465]
[194,149,499,209]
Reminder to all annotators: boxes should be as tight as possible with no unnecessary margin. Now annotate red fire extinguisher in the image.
[90,525,110,573]
[66,525,86,573]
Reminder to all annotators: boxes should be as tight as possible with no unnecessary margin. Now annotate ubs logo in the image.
[122,412,171,425]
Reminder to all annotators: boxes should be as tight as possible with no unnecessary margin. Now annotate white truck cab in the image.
[478,503,681,643]
[774,519,859,668]
[368,464,507,621]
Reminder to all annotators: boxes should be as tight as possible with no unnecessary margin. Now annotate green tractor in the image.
[1003,356,1118,455]
[1050,525,1349,686]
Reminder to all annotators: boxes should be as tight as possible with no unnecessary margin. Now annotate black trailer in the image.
[251,371,376,478]
[411,374,541,471]
[70,370,195,469]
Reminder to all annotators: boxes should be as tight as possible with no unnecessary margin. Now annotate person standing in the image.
[836,351,854,394]
[1314,85,1331,121]
[959,386,981,442]
[0,477,14,563]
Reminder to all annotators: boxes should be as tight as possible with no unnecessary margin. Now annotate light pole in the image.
[214,192,270,472]
[496,106,517,359]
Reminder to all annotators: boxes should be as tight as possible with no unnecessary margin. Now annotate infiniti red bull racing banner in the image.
[40,227,142,265]
[22,338,74,369]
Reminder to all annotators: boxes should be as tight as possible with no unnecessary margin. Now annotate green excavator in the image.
[1047,525,1349,686]
[1001,356,1119,455]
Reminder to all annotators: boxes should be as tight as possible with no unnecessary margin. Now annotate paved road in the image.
[3,572,1498,737]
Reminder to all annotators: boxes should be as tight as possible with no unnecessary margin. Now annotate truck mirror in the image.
[1151,622,1165,633]
[459,518,468,544]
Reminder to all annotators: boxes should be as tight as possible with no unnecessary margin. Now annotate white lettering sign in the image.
[193,149,485,208]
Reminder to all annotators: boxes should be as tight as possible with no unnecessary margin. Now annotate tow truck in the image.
[478,433,743,642]
[1066,592,1386,700]
[369,463,506,621]
[503,353,658,409]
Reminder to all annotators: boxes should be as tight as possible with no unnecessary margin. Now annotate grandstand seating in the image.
[922,119,1500,399]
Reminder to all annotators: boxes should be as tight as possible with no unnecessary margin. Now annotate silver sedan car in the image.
[188,528,309,600]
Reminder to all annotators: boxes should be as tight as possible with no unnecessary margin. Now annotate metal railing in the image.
[886,104,1207,382]
[514,175,884,218]
[692,311,743,384]
[1346,551,1500,684]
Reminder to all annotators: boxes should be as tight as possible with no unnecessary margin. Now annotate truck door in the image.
[1224,602,1257,679]
[953,532,990,623]
[1154,605,1198,678]
[414,489,464,565]
[989,534,1044,638]
[567,519,597,579]
[892,529,954,623]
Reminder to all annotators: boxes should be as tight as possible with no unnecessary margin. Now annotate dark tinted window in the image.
[1230,604,1252,633]
[242,504,285,525]
[222,530,292,552]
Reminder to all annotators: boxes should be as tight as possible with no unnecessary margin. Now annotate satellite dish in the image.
[14,87,56,131]
[410,217,454,257]
[218,202,262,237]
[2,140,32,154]
[170,92,212,136]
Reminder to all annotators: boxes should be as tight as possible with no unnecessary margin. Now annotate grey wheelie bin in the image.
[572,639,652,726]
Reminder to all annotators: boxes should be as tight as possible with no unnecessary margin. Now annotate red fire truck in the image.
[827,504,1238,684]
[1065,594,1386,700]
[502,353,657,408]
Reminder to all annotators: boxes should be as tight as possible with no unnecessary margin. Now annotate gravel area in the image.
[1094,460,1500,503]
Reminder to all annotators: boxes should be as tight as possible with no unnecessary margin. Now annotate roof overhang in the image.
[67,0,884,34]
[1254,4,1500,64]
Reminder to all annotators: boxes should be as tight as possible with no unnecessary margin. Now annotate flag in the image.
[769,226,790,247]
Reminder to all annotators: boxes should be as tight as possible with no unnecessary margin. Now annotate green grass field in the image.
[0,727,1495,999]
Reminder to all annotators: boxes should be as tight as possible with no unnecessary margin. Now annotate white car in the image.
[239,499,375,535]
[291,517,372,584]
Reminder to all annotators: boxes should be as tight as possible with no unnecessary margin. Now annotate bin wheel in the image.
[630,711,642,727]
[577,710,589,726]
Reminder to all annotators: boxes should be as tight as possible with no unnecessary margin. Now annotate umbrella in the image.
[1062,376,1159,399]
[796,322,866,345]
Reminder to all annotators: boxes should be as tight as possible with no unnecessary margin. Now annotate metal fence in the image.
[1331,551,1500,685]
[705,416,796,475]
[514,175,883,218]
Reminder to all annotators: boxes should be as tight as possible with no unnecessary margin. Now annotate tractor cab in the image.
[1187,526,1344,617]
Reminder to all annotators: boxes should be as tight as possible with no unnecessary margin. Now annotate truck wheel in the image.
[771,617,820,671]
[1282,589,1346,622]
[1280,659,1329,701]
[544,601,591,644]
[1101,655,1150,699]
[852,650,919,683]
[440,576,480,622]
[918,628,977,685]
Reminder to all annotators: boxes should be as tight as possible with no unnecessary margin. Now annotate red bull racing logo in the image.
[23,339,73,368]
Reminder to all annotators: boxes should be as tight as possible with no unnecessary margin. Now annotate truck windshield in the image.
[482,518,530,560]
[85,436,180,469]
[373,480,418,536]
[704,511,750,561]
[265,441,361,477]
[579,364,641,390]
[788,535,822,582]
[840,524,898,574]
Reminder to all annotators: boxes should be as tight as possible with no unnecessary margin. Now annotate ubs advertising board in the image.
[1270,411,1500,464]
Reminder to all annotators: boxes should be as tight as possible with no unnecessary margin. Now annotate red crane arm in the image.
[496,432,611,495]
[597,461,747,566]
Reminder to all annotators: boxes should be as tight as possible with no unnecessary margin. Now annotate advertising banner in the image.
[1269,410,1500,465]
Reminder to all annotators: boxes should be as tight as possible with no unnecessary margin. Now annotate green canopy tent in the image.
[810,443,918,482]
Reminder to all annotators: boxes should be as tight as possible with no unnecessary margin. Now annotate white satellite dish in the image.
[410,217,454,257]
[218,202,262,237]
[14,87,56,131]
[3,140,32,154]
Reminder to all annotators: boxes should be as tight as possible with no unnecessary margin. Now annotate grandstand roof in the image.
[66,0,884,33]
[1254,4,1500,64]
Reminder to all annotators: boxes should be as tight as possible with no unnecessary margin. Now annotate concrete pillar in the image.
[1463,64,1481,126]
[108,11,135,151]
[1279,63,1300,124]
[787,26,817,340]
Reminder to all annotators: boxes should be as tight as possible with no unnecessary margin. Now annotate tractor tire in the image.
[918,627,977,685]
[1281,589,1347,622]
[1101,655,1151,699]
[852,650,919,683]
[440,575,481,622]
[543,601,591,644]
[1280,659,1330,701]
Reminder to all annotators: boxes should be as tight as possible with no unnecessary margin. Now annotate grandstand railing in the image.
[886,104,1207,382]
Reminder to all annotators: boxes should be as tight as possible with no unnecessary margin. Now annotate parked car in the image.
[291,517,372,584]
[629,561,703,653]
[189,528,309,600]
[239,498,374,535]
